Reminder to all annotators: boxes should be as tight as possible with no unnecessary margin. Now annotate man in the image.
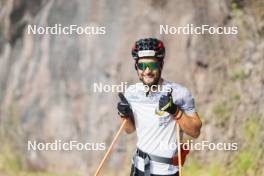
[117,38,202,176]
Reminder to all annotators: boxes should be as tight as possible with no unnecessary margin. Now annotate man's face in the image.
[136,57,162,86]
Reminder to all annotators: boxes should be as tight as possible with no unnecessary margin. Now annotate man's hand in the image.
[117,93,133,119]
[159,89,178,115]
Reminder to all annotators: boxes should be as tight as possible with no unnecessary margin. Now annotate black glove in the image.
[159,89,178,115]
[117,93,133,118]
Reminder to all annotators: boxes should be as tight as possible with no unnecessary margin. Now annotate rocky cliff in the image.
[0,0,263,175]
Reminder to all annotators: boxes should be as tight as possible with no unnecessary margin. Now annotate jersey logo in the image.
[158,114,171,127]
[155,108,167,116]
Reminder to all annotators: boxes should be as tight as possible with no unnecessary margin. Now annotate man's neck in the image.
[158,78,164,86]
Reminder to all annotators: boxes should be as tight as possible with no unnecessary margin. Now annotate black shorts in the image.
[130,164,179,176]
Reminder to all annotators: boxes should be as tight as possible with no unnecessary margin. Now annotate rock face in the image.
[0,0,263,175]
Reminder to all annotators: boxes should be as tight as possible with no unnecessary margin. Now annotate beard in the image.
[139,70,161,88]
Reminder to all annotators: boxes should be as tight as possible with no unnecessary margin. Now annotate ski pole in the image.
[94,119,128,176]
[176,122,182,176]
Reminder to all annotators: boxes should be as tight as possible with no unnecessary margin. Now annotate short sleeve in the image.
[180,88,196,115]
[124,87,132,104]
[124,84,136,104]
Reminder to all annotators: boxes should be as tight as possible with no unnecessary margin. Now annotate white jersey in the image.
[124,80,196,175]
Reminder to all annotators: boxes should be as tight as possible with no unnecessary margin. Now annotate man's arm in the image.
[159,89,202,138]
[173,111,202,138]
